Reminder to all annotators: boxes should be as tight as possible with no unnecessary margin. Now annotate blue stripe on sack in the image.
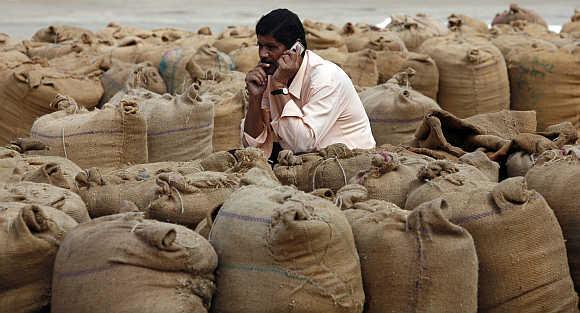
[218,211,272,224]
[220,263,311,283]
[31,129,124,139]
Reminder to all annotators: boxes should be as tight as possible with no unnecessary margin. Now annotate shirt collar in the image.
[288,50,309,99]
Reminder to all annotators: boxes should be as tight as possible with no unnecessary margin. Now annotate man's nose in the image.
[259,47,269,59]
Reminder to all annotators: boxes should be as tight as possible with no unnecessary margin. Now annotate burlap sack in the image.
[341,24,405,53]
[335,184,369,210]
[17,155,82,190]
[199,71,246,152]
[350,151,427,207]
[273,150,324,192]
[32,25,95,43]
[0,203,77,313]
[31,97,148,168]
[23,41,84,60]
[100,61,166,105]
[526,151,580,294]
[0,50,30,71]
[115,83,214,162]
[147,171,239,228]
[404,159,493,210]
[359,70,440,145]
[0,148,27,183]
[490,33,558,58]
[0,63,103,145]
[0,32,15,48]
[191,44,235,73]
[199,151,237,172]
[492,4,548,28]
[562,10,580,34]
[213,29,256,54]
[51,212,217,313]
[407,177,579,313]
[0,181,89,223]
[386,13,448,51]
[229,45,259,72]
[507,46,580,131]
[74,167,160,218]
[209,185,364,313]
[95,22,152,43]
[314,47,348,67]
[419,34,510,118]
[401,52,439,99]
[458,150,500,182]
[447,13,489,34]
[227,147,277,178]
[364,31,407,52]
[343,49,379,87]
[305,27,347,51]
[344,198,478,313]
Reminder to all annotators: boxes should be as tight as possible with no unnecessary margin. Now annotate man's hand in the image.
[245,63,270,97]
[272,50,302,86]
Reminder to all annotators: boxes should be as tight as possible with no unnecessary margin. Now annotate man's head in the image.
[256,9,307,75]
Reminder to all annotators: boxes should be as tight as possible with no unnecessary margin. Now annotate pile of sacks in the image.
[2,4,580,313]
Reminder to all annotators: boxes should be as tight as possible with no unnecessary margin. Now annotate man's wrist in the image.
[272,81,287,89]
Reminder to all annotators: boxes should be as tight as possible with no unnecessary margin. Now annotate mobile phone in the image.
[290,41,305,55]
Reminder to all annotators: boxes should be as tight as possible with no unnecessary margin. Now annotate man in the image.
[242,8,376,160]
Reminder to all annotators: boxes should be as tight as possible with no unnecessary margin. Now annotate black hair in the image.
[256,8,307,50]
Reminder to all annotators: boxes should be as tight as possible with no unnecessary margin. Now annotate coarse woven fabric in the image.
[344,198,478,313]
[30,99,147,169]
[51,212,217,313]
[209,184,364,313]
[0,202,77,313]
[419,33,510,118]
[386,13,448,52]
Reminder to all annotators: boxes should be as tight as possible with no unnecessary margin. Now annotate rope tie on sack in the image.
[130,222,142,233]
[172,186,185,214]
[311,157,347,190]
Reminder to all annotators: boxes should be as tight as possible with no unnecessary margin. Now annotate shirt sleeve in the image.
[240,118,273,158]
[270,82,341,153]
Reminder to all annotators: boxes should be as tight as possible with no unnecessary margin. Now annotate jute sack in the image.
[100,61,166,105]
[147,171,240,228]
[404,159,494,210]
[209,185,365,313]
[447,13,489,34]
[335,184,369,210]
[0,148,27,183]
[401,52,439,99]
[386,13,448,51]
[364,31,407,52]
[309,144,373,192]
[0,181,89,223]
[31,25,95,43]
[213,29,256,54]
[229,44,259,72]
[490,32,558,58]
[406,177,579,313]
[198,151,237,172]
[526,150,580,293]
[350,151,428,207]
[95,22,152,43]
[313,47,348,67]
[17,155,82,190]
[199,71,246,152]
[419,34,510,118]
[359,69,440,145]
[115,83,214,162]
[51,212,218,313]
[305,27,347,51]
[507,46,580,131]
[343,49,379,87]
[344,198,478,313]
[22,41,84,60]
[0,50,30,71]
[31,97,147,168]
[75,167,160,218]
[0,32,16,48]
[273,150,324,191]
[0,63,104,145]
[562,10,580,34]
[492,4,548,28]
[0,202,77,313]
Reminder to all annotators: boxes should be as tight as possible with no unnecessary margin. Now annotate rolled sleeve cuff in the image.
[243,126,268,147]
[280,99,304,118]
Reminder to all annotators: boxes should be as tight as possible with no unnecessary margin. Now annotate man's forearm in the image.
[243,94,266,138]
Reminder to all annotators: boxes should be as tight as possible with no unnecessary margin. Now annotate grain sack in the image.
[490,32,558,59]
[273,150,324,191]
[526,151,580,293]
[51,212,217,313]
[350,152,427,207]
[343,49,379,87]
[419,34,510,118]
[0,50,30,71]
[31,97,148,168]
[0,32,15,48]
[100,61,166,105]
[364,31,407,52]
[458,150,500,182]
[213,28,256,54]
[192,44,235,73]
[0,203,77,313]
[374,50,406,83]
[229,44,259,72]
[0,148,27,183]
[227,147,277,178]
[407,177,579,313]
[23,41,84,60]
[199,71,246,152]
[115,83,214,162]
[75,167,159,218]
[147,171,239,228]
[447,13,489,34]
[98,37,153,63]
[31,25,94,43]
[0,182,89,223]
[507,46,580,131]
[209,185,365,313]
[404,159,493,210]
[116,160,204,177]
[198,151,237,172]
[359,69,440,145]
[335,184,369,210]
[562,10,580,34]
[17,155,82,190]
[386,13,448,51]
[401,52,439,99]
[95,22,152,43]
[492,4,548,28]
[344,198,478,313]
[0,63,104,145]
[305,27,347,51]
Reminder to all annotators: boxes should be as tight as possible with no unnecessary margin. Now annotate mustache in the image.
[260,59,276,65]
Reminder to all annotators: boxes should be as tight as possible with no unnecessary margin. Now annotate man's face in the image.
[257,34,287,75]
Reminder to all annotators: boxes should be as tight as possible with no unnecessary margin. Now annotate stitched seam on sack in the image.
[218,211,272,224]
[220,263,315,285]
